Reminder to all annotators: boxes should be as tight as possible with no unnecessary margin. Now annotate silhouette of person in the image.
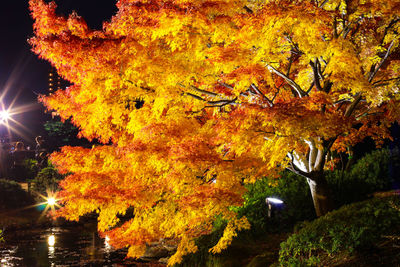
[35,136,47,159]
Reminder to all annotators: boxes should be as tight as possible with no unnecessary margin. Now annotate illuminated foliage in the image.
[30,0,400,264]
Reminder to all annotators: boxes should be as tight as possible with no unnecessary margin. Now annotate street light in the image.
[266,197,284,218]
[266,197,284,205]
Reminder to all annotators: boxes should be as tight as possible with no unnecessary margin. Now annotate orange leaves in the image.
[29,0,67,37]
[30,0,400,264]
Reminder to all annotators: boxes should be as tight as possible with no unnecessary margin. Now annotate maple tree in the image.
[29,0,400,264]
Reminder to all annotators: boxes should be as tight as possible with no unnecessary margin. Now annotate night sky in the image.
[0,0,117,145]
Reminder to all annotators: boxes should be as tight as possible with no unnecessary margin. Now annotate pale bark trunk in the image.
[307,172,333,217]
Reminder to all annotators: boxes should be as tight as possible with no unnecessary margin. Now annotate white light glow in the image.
[266,197,284,204]
[0,110,10,122]
[47,197,56,206]
[105,235,112,251]
[48,235,55,247]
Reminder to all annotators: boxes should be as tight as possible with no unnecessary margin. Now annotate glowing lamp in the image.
[47,197,57,206]
[266,197,284,218]
[266,197,284,204]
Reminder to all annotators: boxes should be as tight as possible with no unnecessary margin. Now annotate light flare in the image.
[48,235,55,247]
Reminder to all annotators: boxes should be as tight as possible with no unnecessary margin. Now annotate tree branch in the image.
[267,65,306,97]
[186,92,206,101]
[310,59,323,91]
[344,93,362,117]
[372,76,400,86]
[190,85,218,97]
[250,84,274,107]
[319,0,329,8]
[218,82,234,90]
[368,40,396,82]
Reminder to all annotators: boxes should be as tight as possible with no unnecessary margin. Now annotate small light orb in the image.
[47,197,57,206]
[266,197,284,204]
[48,235,55,247]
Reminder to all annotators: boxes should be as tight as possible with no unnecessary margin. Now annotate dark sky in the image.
[0,0,117,144]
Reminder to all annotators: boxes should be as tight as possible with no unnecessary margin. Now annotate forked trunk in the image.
[307,172,333,217]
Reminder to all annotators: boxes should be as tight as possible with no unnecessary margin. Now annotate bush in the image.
[22,158,40,179]
[236,171,315,234]
[31,165,64,196]
[234,148,399,234]
[0,179,35,209]
[279,196,400,266]
[328,148,400,207]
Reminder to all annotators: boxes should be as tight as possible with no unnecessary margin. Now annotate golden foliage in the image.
[30,0,400,264]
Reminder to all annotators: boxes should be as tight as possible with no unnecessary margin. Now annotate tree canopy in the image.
[30,0,400,264]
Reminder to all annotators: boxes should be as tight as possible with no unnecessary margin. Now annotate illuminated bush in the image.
[279,196,400,266]
[31,165,64,196]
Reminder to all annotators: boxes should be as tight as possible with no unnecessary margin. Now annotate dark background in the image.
[0,0,117,145]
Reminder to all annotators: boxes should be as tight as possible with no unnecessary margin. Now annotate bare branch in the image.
[344,93,362,117]
[250,84,274,107]
[190,85,218,97]
[310,59,323,91]
[319,0,329,8]
[186,92,206,101]
[218,82,234,90]
[267,65,306,97]
[372,76,400,86]
[368,40,396,82]
[334,98,352,105]
[207,98,238,106]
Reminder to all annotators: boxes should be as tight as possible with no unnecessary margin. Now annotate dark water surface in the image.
[0,225,159,267]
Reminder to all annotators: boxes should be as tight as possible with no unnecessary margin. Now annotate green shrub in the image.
[0,179,35,209]
[327,148,400,207]
[22,158,39,179]
[279,196,400,266]
[233,148,399,234]
[236,172,315,234]
[31,165,64,196]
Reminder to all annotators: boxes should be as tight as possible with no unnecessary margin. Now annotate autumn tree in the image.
[29,0,400,264]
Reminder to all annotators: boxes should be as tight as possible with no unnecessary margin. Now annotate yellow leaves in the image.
[295,68,314,91]
[31,0,400,264]
[209,217,250,254]
[168,236,198,266]
[127,245,147,259]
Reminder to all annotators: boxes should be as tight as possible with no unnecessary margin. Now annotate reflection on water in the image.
[0,226,159,267]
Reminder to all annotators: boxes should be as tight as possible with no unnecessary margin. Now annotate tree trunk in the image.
[306,172,334,217]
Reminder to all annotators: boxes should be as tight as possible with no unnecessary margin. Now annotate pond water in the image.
[0,225,162,267]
